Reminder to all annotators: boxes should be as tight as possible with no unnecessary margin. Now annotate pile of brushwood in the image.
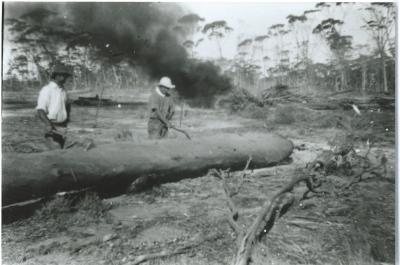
[224,85,395,113]
[261,86,395,111]
[222,88,265,112]
[261,84,312,105]
[218,85,304,112]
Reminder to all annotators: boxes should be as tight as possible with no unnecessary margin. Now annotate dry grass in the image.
[258,221,381,265]
[241,104,269,120]
[28,192,112,236]
[270,103,339,129]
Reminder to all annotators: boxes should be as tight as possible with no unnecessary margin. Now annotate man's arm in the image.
[166,101,175,120]
[36,86,54,132]
[66,101,72,123]
[166,109,175,120]
[153,108,172,127]
[37,109,55,132]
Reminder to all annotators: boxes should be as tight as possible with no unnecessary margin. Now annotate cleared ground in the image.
[2,100,395,265]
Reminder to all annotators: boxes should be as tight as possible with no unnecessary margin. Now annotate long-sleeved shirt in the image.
[36,81,68,123]
[148,87,174,121]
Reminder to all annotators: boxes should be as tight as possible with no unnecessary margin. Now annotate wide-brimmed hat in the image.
[52,63,72,76]
[158,76,175,89]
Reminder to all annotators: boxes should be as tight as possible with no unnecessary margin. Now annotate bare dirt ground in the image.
[2,101,395,265]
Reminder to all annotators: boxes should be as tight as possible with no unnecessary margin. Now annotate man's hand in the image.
[165,121,173,128]
[154,109,173,128]
[37,109,55,134]
[45,123,55,134]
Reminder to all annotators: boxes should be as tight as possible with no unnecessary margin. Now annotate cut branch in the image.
[233,171,313,265]
[210,156,252,239]
[231,156,253,197]
[210,168,242,236]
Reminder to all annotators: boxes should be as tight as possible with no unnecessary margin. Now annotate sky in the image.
[184,2,316,58]
[183,2,373,62]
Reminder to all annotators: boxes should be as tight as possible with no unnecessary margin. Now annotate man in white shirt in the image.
[36,63,72,149]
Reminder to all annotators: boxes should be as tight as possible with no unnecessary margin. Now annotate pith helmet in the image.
[158,76,175,89]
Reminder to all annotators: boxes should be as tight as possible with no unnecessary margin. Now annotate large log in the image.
[2,133,293,206]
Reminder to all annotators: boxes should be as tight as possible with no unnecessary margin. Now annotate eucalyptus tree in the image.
[268,23,291,83]
[7,8,81,74]
[361,2,395,93]
[253,35,269,75]
[5,7,91,87]
[313,18,353,91]
[286,14,308,63]
[202,20,233,58]
[182,40,195,58]
[178,13,205,36]
[177,13,205,58]
[237,38,253,62]
[286,9,319,74]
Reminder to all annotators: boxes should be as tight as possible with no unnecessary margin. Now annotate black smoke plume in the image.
[5,2,232,107]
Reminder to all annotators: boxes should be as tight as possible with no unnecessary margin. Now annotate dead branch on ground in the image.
[209,156,252,239]
[211,141,387,265]
[209,157,323,265]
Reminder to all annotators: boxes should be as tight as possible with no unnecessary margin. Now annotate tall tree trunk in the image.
[361,63,367,94]
[85,68,89,89]
[335,75,341,92]
[338,64,347,92]
[67,51,77,90]
[133,67,137,86]
[342,70,346,91]
[111,66,120,90]
[31,58,48,87]
[216,37,223,58]
[72,67,77,90]
[9,77,14,90]
[381,56,388,93]
[101,68,107,94]
[374,72,380,93]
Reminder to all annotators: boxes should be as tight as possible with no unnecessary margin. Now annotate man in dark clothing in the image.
[147,77,175,139]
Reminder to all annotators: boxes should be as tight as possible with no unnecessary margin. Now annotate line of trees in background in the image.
[3,2,396,97]
[221,2,395,95]
[3,8,151,91]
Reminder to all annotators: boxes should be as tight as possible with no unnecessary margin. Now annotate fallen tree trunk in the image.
[2,133,293,206]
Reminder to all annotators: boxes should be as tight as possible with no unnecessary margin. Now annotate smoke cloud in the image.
[5,2,232,107]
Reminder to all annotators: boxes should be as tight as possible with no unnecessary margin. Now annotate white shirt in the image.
[36,81,68,123]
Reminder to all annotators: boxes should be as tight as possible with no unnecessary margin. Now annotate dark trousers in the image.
[148,119,168,139]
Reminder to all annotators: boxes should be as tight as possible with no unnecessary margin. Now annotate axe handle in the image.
[170,126,191,140]
[50,129,67,138]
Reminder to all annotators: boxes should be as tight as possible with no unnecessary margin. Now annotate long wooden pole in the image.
[94,74,106,128]
[179,102,184,128]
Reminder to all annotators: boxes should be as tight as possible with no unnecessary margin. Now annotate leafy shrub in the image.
[224,88,264,112]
